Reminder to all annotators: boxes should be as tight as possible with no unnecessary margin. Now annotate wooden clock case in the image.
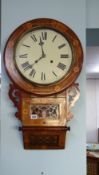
[4,18,83,149]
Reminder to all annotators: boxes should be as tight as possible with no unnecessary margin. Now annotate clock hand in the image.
[22,43,46,71]
[29,54,46,68]
[26,38,46,69]
[31,38,46,66]
[33,55,45,65]
[39,37,46,57]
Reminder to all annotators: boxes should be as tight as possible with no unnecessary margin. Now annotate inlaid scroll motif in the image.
[9,83,21,120]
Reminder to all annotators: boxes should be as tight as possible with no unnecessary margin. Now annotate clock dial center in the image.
[50,60,53,63]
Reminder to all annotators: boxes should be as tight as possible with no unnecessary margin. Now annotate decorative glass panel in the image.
[30,104,59,120]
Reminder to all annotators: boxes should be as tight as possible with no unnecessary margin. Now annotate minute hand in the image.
[39,37,46,57]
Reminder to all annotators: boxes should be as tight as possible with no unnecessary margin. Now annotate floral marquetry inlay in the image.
[67,83,80,121]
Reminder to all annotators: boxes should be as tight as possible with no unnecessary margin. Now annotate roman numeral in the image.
[29,69,36,77]
[21,61,32,71]
[52,71,57,77]
[41,32,47,40]
[52,35,57,42]
[22,44,31,48]
[19,54,28,58]
[31,35,37,42]
[58,43,66,49]
[60,54,69,58]
[57,62,66,70]
[41,72,46,80]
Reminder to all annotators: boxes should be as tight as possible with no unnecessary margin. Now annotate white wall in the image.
[86,0,99,142]
[86,79,99,142]
[86,0,99,28]
[96,80,99,128]
[1,0,86,175]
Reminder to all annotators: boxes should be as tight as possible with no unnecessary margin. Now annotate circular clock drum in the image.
[4,18,83,95]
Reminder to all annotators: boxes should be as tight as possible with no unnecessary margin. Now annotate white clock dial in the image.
[15,28,73,85]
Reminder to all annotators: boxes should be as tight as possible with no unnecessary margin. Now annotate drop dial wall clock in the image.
[4,18,83,149]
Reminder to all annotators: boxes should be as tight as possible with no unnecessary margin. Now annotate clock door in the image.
[21,95,67,127]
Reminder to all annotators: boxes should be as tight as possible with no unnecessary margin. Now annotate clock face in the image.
[15,28,73,85]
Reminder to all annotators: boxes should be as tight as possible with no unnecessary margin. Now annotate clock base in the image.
[19,126,70,149]
[8,83,80,149]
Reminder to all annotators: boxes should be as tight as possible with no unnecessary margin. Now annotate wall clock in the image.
[4,18,83,149]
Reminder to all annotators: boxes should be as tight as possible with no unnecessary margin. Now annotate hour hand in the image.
[34,54,46,64]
